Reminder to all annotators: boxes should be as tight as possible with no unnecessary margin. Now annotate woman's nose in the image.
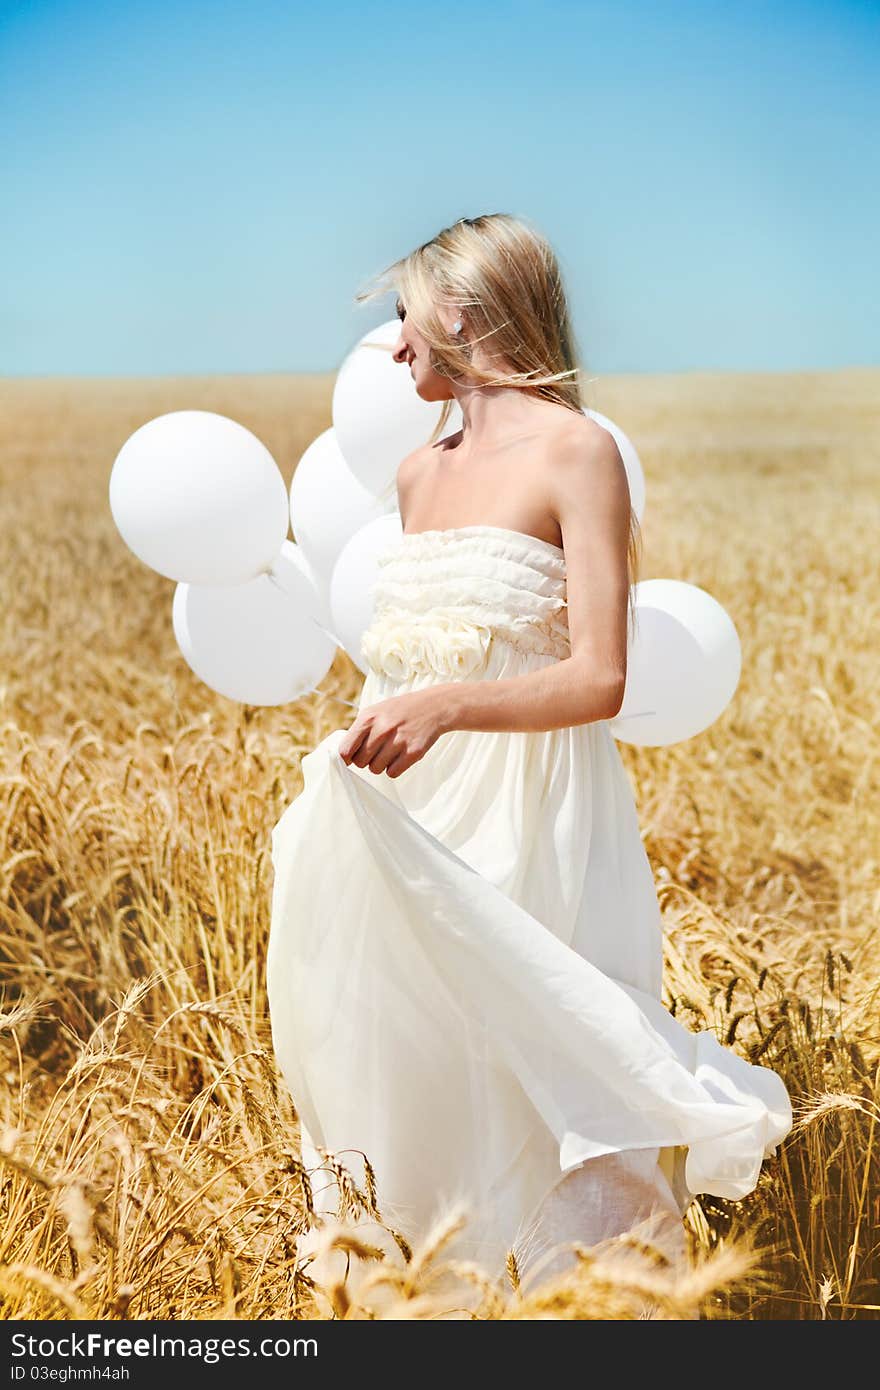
[391,329,409,363]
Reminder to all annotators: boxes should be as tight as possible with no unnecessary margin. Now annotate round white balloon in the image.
[172,540,336,706]
[289,428,392,590]
[329,512,404,674]
[584,409,646,523]
[269,537,334,631]
[609,579,741,747]
[110,410,289,585]
[333,320,462,496]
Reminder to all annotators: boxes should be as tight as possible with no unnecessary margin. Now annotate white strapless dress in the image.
[267,525,792,1279]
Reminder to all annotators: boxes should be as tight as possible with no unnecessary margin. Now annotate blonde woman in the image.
[267,214,792,1284]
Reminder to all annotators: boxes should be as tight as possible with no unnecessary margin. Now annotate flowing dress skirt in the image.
[268,619,791,1279]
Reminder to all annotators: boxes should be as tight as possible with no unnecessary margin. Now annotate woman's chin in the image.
[413,379,455,404]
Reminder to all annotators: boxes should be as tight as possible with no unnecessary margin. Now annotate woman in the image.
[267,214,792,1283]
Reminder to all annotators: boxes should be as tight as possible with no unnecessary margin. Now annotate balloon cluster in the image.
[109,318,740,746]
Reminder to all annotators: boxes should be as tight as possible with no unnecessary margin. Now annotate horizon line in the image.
[2,362,878,384]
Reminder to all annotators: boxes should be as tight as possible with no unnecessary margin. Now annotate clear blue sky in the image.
[1,0,877,376]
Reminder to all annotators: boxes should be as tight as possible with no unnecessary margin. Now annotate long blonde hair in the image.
[354,213,641,619]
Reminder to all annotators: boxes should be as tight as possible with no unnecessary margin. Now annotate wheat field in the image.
[0,367,877,1320]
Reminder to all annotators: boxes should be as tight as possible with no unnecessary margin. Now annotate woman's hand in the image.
[338,687,453,778]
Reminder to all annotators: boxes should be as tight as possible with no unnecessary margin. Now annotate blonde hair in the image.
[354,212,641,622]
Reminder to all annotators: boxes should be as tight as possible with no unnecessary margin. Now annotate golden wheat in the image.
[0,368,877,1319]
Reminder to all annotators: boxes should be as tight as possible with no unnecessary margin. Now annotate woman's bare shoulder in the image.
[541,412,629,533]
[542,408,624,474]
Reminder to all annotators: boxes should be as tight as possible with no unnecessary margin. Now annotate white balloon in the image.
[329,513,404,674]
[289,428,392,590]
[172,541,336,706]
[584,409,646,523]
[609,579,741,747]
[271,536,334,631]
[333,320,462,496]
[110,410,289,585]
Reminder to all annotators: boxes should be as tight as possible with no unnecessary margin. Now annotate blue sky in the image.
[1,0,876,376]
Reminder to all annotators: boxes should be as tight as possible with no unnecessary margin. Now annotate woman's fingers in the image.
[339,731,364,763]
[340,716,372,763]
[340,726,417,777]
[368,744,397,775]
[340,707,421,775]
[350,725,390,770]
[346,724,411,776]
[337,728,358,761]
[384,750,414,778]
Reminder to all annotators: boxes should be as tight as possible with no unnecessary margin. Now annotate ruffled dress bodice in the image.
[360,525,570,683]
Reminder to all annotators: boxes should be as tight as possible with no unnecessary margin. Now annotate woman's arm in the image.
[433,424,632,734]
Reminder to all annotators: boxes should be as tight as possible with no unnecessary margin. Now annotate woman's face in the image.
[391,297,460,402]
